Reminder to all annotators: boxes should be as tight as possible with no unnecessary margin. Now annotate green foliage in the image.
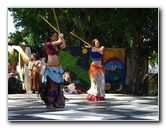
[8,52,11,61]
[8,8,158,94]
[8,8,158,56]
[149,51,158,64]
[8,49,19,63]
[142,73,158,96]
[148,73,158,87]
[148,90,158,96]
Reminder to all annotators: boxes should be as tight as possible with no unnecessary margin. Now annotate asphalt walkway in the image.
[8,93,159,121]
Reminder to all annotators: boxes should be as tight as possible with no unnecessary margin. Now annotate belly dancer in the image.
[87,39,106,101]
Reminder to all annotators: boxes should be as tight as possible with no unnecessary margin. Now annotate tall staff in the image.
[52,8,60,34]
[70,32,92,48]
[39,15,59,33]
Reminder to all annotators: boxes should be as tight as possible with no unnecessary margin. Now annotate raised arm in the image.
[51,38,62,46]
[59,33,66,49]
[92,46,105,54]
[51,33,66,49]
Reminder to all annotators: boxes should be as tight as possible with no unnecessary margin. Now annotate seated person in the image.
[8,62,18,77]
[8,62,22,94]
[63,69,81,94]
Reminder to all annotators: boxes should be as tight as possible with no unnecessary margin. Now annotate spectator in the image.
[28,53,42,93]
[8,62,22,94]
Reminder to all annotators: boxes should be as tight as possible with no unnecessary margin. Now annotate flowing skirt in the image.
[87,64,106,101]
[39,66,66,108]
[29,71,41,93]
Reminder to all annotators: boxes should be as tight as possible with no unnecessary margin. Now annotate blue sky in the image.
[8,11,15,35]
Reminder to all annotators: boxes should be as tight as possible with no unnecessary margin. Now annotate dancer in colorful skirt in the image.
[39,30,66,109]
[87,39,106,101]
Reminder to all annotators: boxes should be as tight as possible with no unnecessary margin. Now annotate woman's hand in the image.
[58,33,64,38]
[92,46,104,54]
[101,46,104,49]
[58,33,66,49]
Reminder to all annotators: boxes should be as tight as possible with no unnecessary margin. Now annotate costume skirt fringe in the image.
[87,64,106,101]
[39,66,65,108]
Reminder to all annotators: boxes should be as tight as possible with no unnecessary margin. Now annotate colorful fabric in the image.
[87,64,106,101]
[39,66,65,108]
[46,42,60,56]
[90,48,103,61]
[30,71,41,92]
[89,64,106,77]
[28,60,42,92]
[42,66,64,84]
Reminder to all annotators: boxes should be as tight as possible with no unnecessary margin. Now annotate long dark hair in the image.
[44,29,58,63]
[32,53,40,60]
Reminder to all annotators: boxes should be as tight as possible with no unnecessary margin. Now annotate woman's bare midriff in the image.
[47,55,60,67]
[92,60,102,67]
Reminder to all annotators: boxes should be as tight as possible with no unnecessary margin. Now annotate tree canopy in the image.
[8,8,159,94]
[8,8,158,58]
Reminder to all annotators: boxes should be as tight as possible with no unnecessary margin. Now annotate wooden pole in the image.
[39,15,59,33]
[52,8,60,34]
[70,32,91,47]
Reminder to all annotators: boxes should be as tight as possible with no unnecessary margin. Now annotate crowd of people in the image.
[8,29,106,109]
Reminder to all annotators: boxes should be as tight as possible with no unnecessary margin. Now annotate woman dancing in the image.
[39,30,66,109]
[86,39,106,101]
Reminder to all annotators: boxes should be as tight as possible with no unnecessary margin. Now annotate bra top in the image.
[90,47,103,61]
[46,42,60,56]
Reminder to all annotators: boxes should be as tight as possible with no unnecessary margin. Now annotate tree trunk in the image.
[127,28,141,94]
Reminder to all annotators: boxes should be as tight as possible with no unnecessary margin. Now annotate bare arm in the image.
[51,38,62,47]
[59,33,66,49]
[92,46,105,54]
[51,33,66,49]
[60,37,66,49]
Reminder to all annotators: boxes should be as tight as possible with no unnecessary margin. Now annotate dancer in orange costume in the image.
[87,39,106,101]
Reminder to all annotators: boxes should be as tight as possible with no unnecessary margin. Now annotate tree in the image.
[124,8,158,94]
[8,8,158,94]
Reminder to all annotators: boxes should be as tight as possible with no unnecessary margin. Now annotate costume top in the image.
[46,42,60,55]
[90,47,103,61]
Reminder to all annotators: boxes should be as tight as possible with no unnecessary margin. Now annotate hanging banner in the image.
[103,48,126,92]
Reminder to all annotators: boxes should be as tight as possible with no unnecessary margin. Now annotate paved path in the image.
[8,93,159,121]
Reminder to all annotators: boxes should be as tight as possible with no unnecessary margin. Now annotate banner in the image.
[103,48,126,92]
